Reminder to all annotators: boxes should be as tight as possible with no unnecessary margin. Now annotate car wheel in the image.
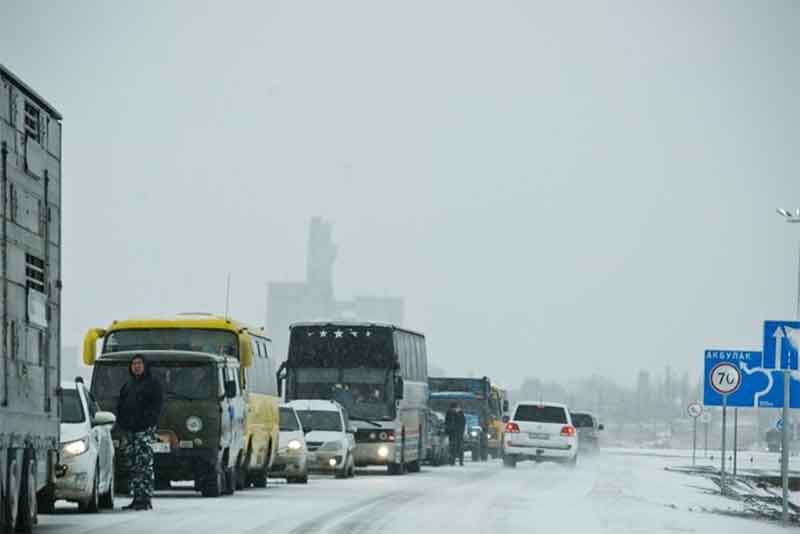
[502,455,517,468]
[36,484,55,515]
[99,468,115,509]
[78,465,99,513]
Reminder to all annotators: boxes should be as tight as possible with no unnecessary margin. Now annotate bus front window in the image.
[104,329,238,358]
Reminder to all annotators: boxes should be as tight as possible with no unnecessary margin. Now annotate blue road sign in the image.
[703,350,766,407]
[763,321,800,370]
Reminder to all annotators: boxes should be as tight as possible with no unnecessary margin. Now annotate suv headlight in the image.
[62,438,89,458]
[186,416,203,433]
[287,439,303,451]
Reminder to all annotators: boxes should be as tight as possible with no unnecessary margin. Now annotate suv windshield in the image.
[279,407,300,431]
[295,410,342,432]
[571,413,595,428]
[60,389,85,424]
[514,405,568,424]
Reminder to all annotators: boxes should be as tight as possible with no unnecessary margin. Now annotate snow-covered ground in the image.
[38,452,788,534]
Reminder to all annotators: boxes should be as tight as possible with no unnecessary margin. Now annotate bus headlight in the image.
[377,446,390,458]
[186,416,203,433]
[470,430,479,437]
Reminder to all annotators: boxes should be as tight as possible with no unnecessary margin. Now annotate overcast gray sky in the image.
[2,0,799,388]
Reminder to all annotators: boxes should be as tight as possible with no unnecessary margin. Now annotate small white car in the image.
[55,379,116,512]
[503,401,578,468]
[269,405,309,484]
[287,399,356,478]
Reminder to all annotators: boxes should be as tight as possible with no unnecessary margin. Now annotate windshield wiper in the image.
[349,415,383,427]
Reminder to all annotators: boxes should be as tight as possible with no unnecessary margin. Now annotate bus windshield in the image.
[293,367,393,420]
[92,362,219,404]
[104,328,238,358]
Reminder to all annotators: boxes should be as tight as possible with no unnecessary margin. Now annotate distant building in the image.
[267,217,405,362]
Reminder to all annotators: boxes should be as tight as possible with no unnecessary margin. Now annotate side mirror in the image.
[502,415,510,423]
[276,362,287,398]
[598,424,604,431]
[394,377,404,400]
[502,400,509,412]
[303,426,313,434]
[93,411,116,426]
[225,380,237,398]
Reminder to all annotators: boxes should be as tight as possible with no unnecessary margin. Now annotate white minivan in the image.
[54,379,117,512]
[287,399,356,478]
[502,401,578,468]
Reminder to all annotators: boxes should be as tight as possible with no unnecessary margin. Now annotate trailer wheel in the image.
[16,452,37,533]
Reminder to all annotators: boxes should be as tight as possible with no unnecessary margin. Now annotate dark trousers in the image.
[448,433,464,465]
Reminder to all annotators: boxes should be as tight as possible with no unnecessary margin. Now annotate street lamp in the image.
[775,207,800,526]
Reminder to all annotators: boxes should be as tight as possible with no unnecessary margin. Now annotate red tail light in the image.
[505,422,520,433]
[560,425,576,437]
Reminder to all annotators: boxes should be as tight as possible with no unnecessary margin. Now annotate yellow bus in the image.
[488,384,510,458]
[83,313,280,491]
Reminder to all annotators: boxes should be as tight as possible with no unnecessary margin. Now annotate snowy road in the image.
[38,453,785,534]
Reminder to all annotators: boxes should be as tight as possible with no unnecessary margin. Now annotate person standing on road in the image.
[117,354,164,511]
[445,402,466,466]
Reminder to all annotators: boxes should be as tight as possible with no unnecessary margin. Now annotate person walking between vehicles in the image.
[445,402,466,466]
[117,354,164,511]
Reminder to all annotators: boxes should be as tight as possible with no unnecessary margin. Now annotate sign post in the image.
[687,402,703,467]
[763,321,800,526]
[782,369,790,525]
[733,408,738,477]
[709,361,742,492]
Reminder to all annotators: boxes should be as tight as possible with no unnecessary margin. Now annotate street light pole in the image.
[776,208,800,526]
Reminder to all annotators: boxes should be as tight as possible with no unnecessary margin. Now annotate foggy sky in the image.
[2,0,799,390]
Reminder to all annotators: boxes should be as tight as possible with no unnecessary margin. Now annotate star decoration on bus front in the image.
[334,330,343,338]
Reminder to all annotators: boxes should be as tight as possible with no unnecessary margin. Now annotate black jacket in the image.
[445,408,466,437]
[117,356,164,432]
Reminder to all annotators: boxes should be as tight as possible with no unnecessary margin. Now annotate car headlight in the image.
[186,416,203,433]
[62,438,89,458]
[287,439,303,451]
[470,430,479,437]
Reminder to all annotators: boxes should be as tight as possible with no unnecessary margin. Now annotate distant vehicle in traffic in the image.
[270,405,309,483]
[288,399,356,478]
[424,411,450,466]
[54,380,116,512]
[570,411,603,452]
[278,321,429,475]
[502,402,578,468]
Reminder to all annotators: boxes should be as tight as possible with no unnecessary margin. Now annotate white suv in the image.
[288,399,356,478]
[53,380,117,512]
[503,402,578,468]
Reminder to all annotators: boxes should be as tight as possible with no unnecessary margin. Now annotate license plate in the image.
[151,441,171,453]
[529,433,549,440]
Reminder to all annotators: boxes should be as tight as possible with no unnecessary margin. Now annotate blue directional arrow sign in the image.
[763,321,800,370]
[703,350,765,407]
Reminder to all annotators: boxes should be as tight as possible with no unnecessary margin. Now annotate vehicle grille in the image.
[306,441,323,452]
